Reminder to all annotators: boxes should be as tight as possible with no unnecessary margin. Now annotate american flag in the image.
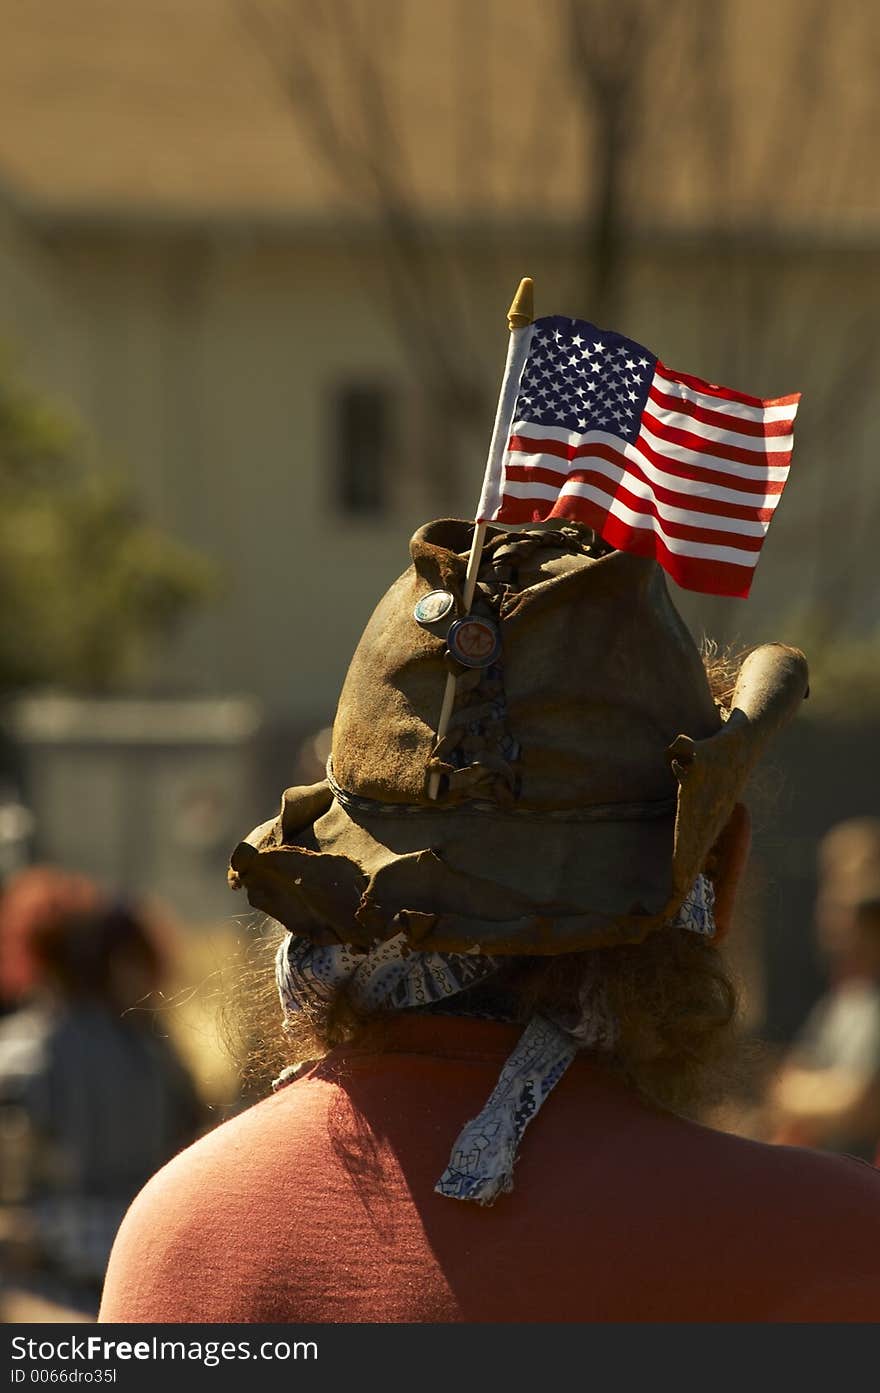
[479,315,800,598]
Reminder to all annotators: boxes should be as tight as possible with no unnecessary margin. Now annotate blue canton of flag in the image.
[514,317,657,444]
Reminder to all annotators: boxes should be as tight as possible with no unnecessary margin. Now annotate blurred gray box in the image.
[7,695,263,926]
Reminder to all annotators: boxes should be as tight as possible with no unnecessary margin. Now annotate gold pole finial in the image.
[507,277,534,330]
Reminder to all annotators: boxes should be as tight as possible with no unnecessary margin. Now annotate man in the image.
[768,818,880,1160]
[99,521,880,1322]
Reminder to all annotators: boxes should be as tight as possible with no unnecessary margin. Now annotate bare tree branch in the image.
[235,0,493,503]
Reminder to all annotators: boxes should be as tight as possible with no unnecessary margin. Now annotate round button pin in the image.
[447,616,501,668]
[413,590,456,628]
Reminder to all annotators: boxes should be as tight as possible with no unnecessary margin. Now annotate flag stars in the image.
[512,320,656,442]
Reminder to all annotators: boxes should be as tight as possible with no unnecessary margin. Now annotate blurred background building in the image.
[0,1,877,714]
[0,1,877,1311]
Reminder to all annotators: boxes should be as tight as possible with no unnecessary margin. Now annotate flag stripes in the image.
[480,316,800,598]
[648,383,794,438]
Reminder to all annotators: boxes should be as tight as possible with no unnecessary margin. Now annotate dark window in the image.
[332,383,393,516]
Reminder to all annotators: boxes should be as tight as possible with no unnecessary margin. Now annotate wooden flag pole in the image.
[426,277,534,800]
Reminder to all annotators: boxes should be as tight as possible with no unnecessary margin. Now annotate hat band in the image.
[325,758,675,825]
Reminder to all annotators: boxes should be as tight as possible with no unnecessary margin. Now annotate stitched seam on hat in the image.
[431,525,616,804]
[437,565,519,801]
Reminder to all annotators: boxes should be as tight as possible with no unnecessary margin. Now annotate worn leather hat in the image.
[230,519,808,954]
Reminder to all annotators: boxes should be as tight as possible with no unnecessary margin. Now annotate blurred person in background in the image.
[767,818,880,1162]
[0,782,34,934]
[0,867,206,1316]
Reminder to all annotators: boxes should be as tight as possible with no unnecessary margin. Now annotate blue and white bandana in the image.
[274,874,716,1206]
